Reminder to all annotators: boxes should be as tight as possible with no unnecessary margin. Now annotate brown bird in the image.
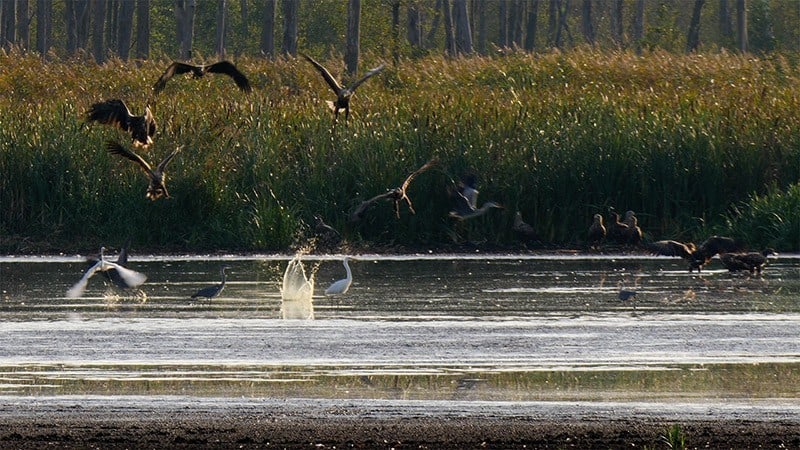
[606,211,630,244]
[622,211,643,245]
[587,214,606,248]
[300,52,385,122]
[689,235,744,272]
[646,240,697,259]
[153,61,251,94]
[314,216,342,250]
[87,99,156,148]
[512,211,540,242]
[106,140,182,201]
[349,159,437,222]
[720,249,777,274]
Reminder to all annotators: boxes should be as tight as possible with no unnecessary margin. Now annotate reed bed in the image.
[1,49,798,253]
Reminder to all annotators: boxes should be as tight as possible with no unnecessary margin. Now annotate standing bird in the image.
[325,257,353,296]
[587,214,606,249]
[86,99,156,148]
[300,52,385,123]
[67,247,147,298]
[349,159,437,222]
[618,289,637,301]
[153,60,252,94]
[512,211,540,243]
[623,211,643,245]
[720,249,777,275]
[191,266,231,299]
[606,211,630,244]
[314,216,342,251]
[106,140,182,201]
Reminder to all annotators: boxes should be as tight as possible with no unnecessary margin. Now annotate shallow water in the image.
[0,253,799,407]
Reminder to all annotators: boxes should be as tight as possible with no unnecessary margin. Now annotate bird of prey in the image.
[349,159,437,222]
[689,235,744,271]
[587,214,607,249]
[86,99,156,148]
[153,61,252,94]
[720,249,777,275]
[300,52,385,122]
[106,140,182,201]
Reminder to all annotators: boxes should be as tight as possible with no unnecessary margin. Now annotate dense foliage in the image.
[1,49,798,253]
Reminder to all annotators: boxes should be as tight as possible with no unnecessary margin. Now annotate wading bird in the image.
[587,214,606,249]
[86,99,156,148]
[325,257,353,296]
[67,247,147,299]
[512,211,540,243]
[87,238,135,290]
[191,266,231,299]
[618,289,637,301]
[153,61,252,94]
[314,216,342,250]
[300,52,385,123]
[349,159,437,222]
[720,249,777,275]
[106,140,182,200]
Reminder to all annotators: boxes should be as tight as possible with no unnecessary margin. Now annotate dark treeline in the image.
[0,0,798,63]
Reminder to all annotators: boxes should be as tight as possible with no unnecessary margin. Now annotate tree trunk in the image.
[135,0,149,59]
[105,0,117,54]
[91,0,105,62]
[215,0,226,58]
[65,0,76,54]
[425,0,442,49]
[442,0,455,56]
[16,0,29,49]
[35,0,50,55]
[718,0,733,46]
[175,0,196,60]
[2,0,16,48]
[686,0,705,53]
[406,1,421,48]
[581,0,593,45]
[345,0,360,75]
[511,0,525,47]
[554,0,570,48]
[498,0,507,48]
[547,0,557,48]
[117,0,134,59]
[609,0,623,48]
[524,0,539,51]
[452,0,472,54]
[475,0,487,54]
[390,0,400,62]
[736,0,747,52]
[282,0,297,57]
[75,0,89,51]
[260,0,275,58]
[631,0,644,53]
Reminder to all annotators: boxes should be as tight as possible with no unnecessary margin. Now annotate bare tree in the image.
[511,0,524,47]
[91,0,105,62]
[686,0,705,53]
[345,0,360,75]
[581,0,594,45]
[736,0,747,52]
[260,0,275,58]
[282,0,298,57]
[390,0,400,61]
[547,0,558,48]
[117,0,134,59]
[2,0,16,49]
[442,0,455,56]
[631,0,645,53]
[407,1,421,48]
[35,0,51,55]
[475,0,487,53]
[524,0,539,51]
[719,0,734,45]
[609,0,623,48]
[16,0,29,49]
[175,0,196,59]
[136,0,150,59]
[65,0,76,54]
[215,0,227,57]
[498,0,508,48]
[425,0,442,49]
[452,0,472,54]
[75,0,89,51]
[105,0,118,53]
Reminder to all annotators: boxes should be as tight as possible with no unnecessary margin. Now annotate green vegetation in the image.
[659,424,687,450]
[1,49,799,253]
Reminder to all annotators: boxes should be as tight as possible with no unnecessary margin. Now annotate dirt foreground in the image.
[1,397,798,449]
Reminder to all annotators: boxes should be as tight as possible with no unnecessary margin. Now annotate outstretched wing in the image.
[347,64,386,92]
[206,61,252,92]
[156,145,183,173]
[349,190,398,222]
[86,99,134,132]
[153,61,199,94]
[300,52,343,94]
[400,158,437,193]
[106,140,154,175]
[105,260,147,289]
[66,260,102,299]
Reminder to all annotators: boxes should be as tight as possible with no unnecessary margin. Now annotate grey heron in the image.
[191,266,231,299]
[67,247,147,299]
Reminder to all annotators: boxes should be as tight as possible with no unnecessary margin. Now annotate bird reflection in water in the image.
[281,253,315,320]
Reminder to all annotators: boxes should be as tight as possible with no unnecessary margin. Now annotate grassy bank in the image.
[1,49,799,253]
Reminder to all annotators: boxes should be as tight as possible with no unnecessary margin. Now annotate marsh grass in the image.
[1,49,799,252]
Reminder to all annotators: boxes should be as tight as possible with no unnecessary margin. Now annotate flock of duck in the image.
[68,56,777,299]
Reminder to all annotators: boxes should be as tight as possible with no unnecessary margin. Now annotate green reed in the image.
[1,49,799,252]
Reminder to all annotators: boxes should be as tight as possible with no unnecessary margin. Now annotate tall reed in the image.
[1,49,798,252]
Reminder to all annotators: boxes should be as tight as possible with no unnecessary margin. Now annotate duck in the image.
[448,174,502,221]
[314,216,342,250]
[86,99,156,148]
[153,60,251,94]
[645,240,697,259]
[106,140,182,201]
[300,52,385,123]
[720,249,777,274]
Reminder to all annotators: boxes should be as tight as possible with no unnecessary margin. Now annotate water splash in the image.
[280,252,315,320]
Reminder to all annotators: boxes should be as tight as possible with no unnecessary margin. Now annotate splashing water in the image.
[280,253,315,320]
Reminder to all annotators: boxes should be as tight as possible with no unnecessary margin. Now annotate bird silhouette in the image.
[300,52,385,123]
[349,159,437,222]
[689,235,744,272]
[720,249,777,274]
[106,140,182,201]
[606,211,630,244]
[645,240,697,259]
[325,257,353,296]
[191,266,231,299]
[587,214,606,249]
[67,247,147,298]
[153,60,251,94]
[618,289,637,301]
[314,216,342,250]
[622,211,643,245]
[448,174,502,220]
[512,211,539,242]
[86,238,136,290]
[87,99,156,148]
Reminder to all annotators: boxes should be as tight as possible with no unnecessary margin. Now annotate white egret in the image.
[325,257,353,296]
[66,247,147,299]
[191,266,231,299]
